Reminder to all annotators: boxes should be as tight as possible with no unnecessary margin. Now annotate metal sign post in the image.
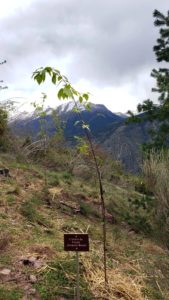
[64,233,89,300]
[76,251,80,300]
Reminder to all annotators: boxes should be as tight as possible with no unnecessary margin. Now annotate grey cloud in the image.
[0,0,169,90]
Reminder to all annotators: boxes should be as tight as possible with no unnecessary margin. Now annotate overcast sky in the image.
[0,0,168,113]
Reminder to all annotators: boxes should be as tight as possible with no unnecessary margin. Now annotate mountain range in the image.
[10,101,152,172]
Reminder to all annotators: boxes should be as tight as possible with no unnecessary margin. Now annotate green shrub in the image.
[20,200,52,227]
[62,171,73,185]
[30,195,44,206]
[20,201,36,222]
[62,172,72,180]
[47,171,60,186]
[123,196,153,234]
[80,201,100,218]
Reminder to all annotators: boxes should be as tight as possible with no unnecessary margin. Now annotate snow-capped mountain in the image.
[10,101,124,137]
[57,101,84,114]
[9,101,152,173]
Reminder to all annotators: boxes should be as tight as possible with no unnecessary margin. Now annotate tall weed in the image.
[143,150,169,245]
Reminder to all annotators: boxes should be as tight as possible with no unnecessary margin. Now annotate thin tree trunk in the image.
[44,135,47,186]
[73,98,108,284]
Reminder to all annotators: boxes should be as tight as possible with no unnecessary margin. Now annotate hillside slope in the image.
[96,121,152,173]
[0,154,169,299]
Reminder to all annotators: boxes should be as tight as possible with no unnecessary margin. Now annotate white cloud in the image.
[0,0,168,113]
[0,0,34,18]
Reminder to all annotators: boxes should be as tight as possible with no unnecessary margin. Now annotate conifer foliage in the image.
[128,10,169,150]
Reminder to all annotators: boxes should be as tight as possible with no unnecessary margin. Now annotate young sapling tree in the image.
[32,66,108,284]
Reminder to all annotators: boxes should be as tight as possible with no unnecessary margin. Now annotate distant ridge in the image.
[10,101,152,172]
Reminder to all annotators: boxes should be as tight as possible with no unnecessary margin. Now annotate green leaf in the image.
[40,112,46,118]
[53,68,60,74]
[34,73,43,85]
[79,96,83,103]
[41,71,46,82]
[83,93,89,101]
[78,143,89,154]
[31,102,36,108]
[72,89,78,96]
[72,107,80,113]
[58,88,64,99]
[44,66,52,75]
[63,86,73,98]
[62,75,68,82]
[52,73,57,84]
[85,103,91,111]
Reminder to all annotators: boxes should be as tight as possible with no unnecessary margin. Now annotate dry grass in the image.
[142,240,167,255]
[83,259,145,300]
[81,245,146,300]
[143,150,169,218]
[1,157,169,298]
[29,243,56,257]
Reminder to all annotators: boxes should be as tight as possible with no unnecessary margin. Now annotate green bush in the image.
[20,200,52,227]
[20,201,36,222]
[62,171,73,185]
[62,172,73,180]
[123,196,153,234]
[47,171,60,186]
[80,201,100,218]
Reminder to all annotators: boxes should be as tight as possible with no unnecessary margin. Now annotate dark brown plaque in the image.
[64,233,89,251]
